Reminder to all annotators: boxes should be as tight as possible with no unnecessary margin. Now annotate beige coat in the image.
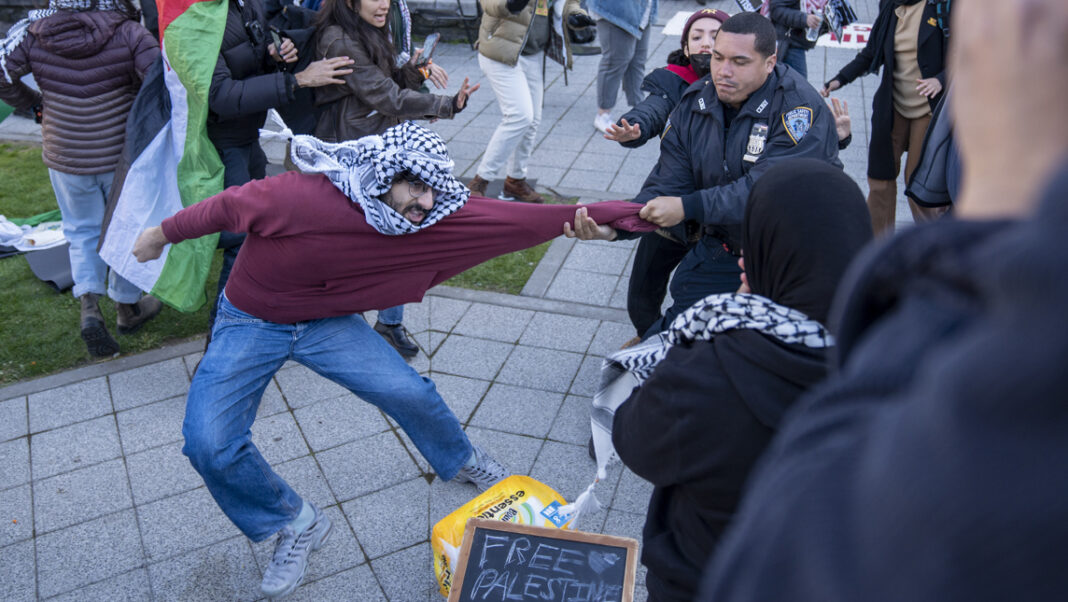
[477,0,586,68]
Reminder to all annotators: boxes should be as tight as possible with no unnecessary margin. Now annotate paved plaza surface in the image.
[0,0,901,599]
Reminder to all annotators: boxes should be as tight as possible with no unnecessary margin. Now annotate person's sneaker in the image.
[80,293,120,357]
[501,177,544,203]
[468,174,489,197]
[116,295,163,335]
[374,321,419,358]
[260,503,332,600]
[454,444,510,491]
[593,112,614,133]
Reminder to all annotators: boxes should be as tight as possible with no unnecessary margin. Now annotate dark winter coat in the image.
[769,0,817,50]
[313,25,455,142]
[617,66,694,149]
[829,0,947,180]
[700,163,1068,602]
[0,11,158,174]
[634,64,840,253]
[207,0,297,148]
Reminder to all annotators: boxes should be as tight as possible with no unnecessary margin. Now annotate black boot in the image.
[373,321,419,358]
[116,295,163,335]
[80,293,119,357]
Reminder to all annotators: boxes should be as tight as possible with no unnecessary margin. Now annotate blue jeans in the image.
[48,169,143,303]
[781,44,809,78]
[643,238,742,337]
[183,296,472,541]
[378,304,404,326]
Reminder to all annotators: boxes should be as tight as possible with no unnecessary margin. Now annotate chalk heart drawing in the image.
[587,550,620,575]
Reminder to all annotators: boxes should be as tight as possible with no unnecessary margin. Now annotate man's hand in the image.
[604,118,641,143]
[563,207,617,241]
[294,56,354,88]
[820,79,841,98]
[638,196,685,227]
[268,37,298,64]
[132,226,169,262]
[915,77,942,98]
[454,77,480,110]
[828,97,851,142]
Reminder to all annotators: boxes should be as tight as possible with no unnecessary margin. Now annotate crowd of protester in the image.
[4,0,1067,600]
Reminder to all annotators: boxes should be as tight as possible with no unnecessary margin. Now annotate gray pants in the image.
[595,19,651,111]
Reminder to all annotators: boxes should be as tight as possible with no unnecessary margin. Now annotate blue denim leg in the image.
[782,45,809,78]
[182,296,302,541]
[644,239,743,337]
[292,314,472,480]
[47,169,142,303]
[377,305,405,326]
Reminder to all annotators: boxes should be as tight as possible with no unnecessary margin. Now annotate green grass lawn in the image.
[0,142,558,386]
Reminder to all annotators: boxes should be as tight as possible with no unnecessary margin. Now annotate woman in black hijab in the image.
[611,159,873,602]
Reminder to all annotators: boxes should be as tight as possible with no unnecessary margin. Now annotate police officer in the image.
[634,12,841,335]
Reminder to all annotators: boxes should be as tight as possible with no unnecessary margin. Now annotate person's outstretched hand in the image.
[604,118,641,143]
[828,98,851,142]
[132,226,168,262]
[563,207,617,240]
[454,77,480,110]
[295,56,354,88]
[820,79,841,98]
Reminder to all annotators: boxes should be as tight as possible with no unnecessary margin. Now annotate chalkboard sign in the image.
[448,518,639,602]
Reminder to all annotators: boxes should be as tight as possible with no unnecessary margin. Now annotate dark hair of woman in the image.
[315,0,397,75]
[666,48,689,67]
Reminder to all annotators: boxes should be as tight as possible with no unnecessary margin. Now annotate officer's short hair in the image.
[719,12,778,58]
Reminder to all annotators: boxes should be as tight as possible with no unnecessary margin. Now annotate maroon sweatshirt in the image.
[161,171,655,323]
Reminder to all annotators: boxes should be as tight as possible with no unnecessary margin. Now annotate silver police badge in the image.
[744,123,769,163]
[783,107,813,144]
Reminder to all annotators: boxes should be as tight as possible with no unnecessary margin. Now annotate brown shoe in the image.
[116,295,163,335]
[468,174,489,197]
[80,293,119,357]
[502,176,544,203]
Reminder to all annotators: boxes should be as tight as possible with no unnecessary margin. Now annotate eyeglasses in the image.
[401,178,431,201]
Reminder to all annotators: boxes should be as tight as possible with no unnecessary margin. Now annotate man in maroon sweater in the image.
[132,122,650,599]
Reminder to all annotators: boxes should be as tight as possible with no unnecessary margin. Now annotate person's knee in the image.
[182,421,239,475]
[503,108,535,130]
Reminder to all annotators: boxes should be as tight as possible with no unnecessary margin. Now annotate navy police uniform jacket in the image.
[635,64,841,251]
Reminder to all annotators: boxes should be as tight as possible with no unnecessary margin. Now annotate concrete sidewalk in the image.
[0,0,896,599]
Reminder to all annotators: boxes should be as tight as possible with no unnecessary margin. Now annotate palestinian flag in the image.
[99,0,226,312]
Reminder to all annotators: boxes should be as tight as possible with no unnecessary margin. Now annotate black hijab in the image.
[741,159,873,325]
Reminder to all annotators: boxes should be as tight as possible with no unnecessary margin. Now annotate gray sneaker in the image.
[260,503,332,599]
[454,444,510,492]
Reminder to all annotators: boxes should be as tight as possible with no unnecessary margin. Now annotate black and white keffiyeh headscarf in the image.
[290,121,469,235]
[1,0,128,83]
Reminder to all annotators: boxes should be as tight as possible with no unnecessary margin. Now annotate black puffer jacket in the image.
[207,0,298,147]
[616,66,696,149]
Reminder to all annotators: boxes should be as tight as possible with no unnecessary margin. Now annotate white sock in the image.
[463,449,477,469]
[288,501,314,533]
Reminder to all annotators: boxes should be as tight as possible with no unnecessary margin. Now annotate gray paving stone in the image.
[0,539,35,602]
[283,564,386,602]
[181,351,203,380]
[394,428,433,475]
[569,355,603,397]
[30,415,121,479]
[565,242,634,274]
[126,443,201,505]
[602,509,648,589]
[528,148,579,168]
[530,441,621,522]
[274,364,350,409]
[609,173,652,196]
[0,437,30,490]
[274,455,337,508]
[0,396,27,443]
[609,278,629,309]
[35,509,144,599]
[428,373,491,425]
[428,296,471,332]
[342,478,429,559]
[137,487,239,562]
[588,320,637,357]
[463,426,543,477]
[27,377,111,434]
[370,544,438,601]
[294,394,392,452]
[525,165,566,188]
[251,504,365,587]
[428,476,484,529]
[109,358,189,411]
[34,458,132,534]
[429,335,513,380]
[0,484,32,547]
[116,394,185,455]
[147,536,260,602]
[560,167,616,192]
[495,347,584,394]
[396,301,430,335]
[250,411,310,466]
[548,394,593,446]
[519,312,600,354]
[257,378,288,418]
[317,432,421,502]
[47,568,150,602]
[612,469,655,516]
[452,303,534,343]
[545,268,616,305]
[469,384,564,438]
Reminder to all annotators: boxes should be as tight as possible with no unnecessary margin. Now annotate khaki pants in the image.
[867,110,944,236]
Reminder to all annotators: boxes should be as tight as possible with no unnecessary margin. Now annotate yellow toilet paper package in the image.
[432,475,573,597]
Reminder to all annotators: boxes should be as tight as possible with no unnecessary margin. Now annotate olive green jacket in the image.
[477,0,586,68]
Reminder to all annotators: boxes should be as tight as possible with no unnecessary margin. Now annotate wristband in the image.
[418,60,433,80]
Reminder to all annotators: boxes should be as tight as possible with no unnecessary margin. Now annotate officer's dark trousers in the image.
[627,232,691,337]
[643,238,742,338]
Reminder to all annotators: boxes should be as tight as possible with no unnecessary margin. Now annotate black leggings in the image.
[626,232,691,336]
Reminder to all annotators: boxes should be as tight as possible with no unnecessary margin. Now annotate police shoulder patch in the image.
[783,106,813,144]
